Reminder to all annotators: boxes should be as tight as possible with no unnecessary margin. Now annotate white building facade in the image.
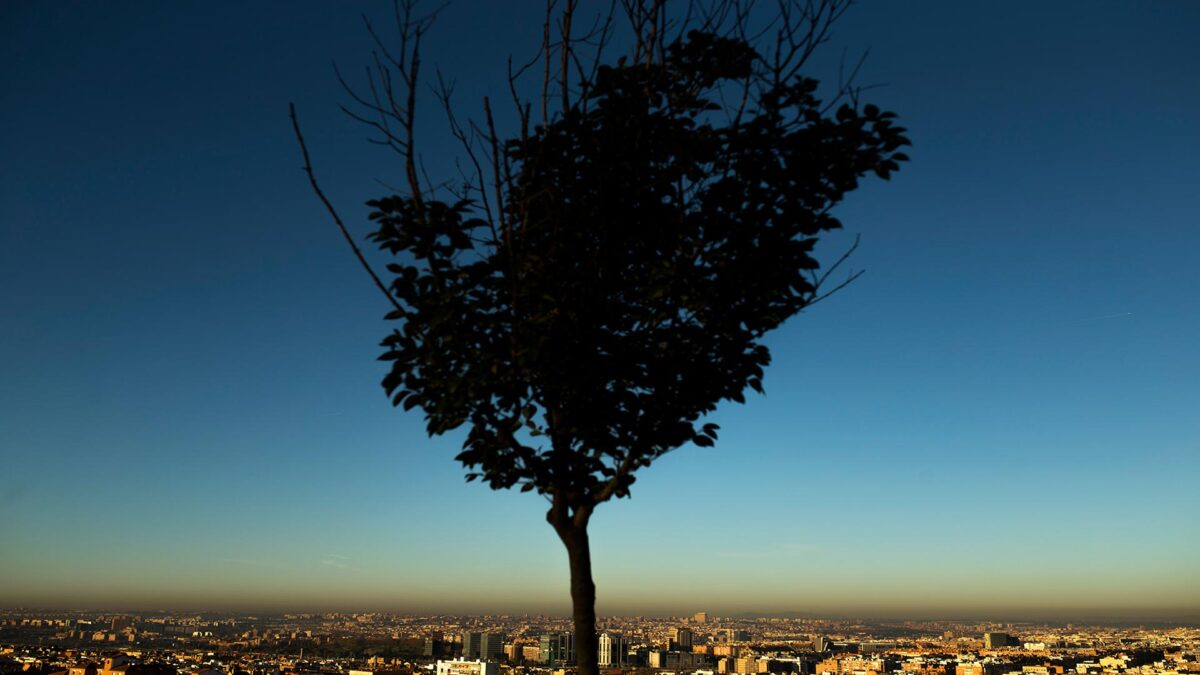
[436,660,499,675]
[599,632,627,667]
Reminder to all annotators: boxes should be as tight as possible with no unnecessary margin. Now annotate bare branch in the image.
[403,26,425,210]
[435,70,492,218]
[289,103,403,313]
[805,233,863,308]
[507,56,535,145]
[560,0,576,117]
[542,0,555,125]
[483,97,507,229]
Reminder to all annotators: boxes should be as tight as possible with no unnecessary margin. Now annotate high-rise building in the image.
[672,627,694,650]
[813,636,830,653]
[983,633,1018,649]
[540,632,575,666]
[599,632,627,667]
[693,611,708,624]
[462,632,482,659]
[480,633,507,661]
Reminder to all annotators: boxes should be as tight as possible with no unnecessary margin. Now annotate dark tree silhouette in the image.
[292,2,907,674]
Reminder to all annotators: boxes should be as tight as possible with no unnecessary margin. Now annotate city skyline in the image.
[4,610,1200,675]
[4,609,1198,675]
[2,2,1198,618]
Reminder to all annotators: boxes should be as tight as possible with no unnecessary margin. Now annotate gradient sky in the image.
[1,1,1197,621]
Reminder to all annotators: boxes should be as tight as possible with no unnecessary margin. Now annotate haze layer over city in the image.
[2,0,1197,625]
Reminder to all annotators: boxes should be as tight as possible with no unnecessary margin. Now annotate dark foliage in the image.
[367,29,909,517]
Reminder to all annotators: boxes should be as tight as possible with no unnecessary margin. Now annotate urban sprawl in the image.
[3,610,1198,675]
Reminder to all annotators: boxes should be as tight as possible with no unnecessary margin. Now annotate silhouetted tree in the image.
[292,3,908,675]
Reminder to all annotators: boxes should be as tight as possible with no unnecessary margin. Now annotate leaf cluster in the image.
[367,29,909,513]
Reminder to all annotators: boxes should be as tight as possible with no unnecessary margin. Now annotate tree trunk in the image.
[551,511,598,675]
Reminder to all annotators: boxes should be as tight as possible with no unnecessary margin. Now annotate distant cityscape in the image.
[3,610,1198,675]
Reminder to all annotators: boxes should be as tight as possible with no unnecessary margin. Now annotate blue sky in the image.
[1,1,1197,620]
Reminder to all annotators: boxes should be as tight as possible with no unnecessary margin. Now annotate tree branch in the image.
[289,103,403,313]
[805,233,864,309]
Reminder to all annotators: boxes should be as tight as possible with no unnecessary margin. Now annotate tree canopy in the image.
[368,27,908,520]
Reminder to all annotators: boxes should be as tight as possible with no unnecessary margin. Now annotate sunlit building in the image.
[436,660,498,675]
[599,632,627,667]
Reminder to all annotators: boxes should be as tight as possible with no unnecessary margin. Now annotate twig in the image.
[805,234,864,308]
[289,103,404,313]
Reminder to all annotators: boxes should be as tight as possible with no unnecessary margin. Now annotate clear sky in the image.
[1,1,1197,621]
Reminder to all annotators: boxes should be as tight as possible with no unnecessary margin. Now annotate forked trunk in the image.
[552,513,599,675]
